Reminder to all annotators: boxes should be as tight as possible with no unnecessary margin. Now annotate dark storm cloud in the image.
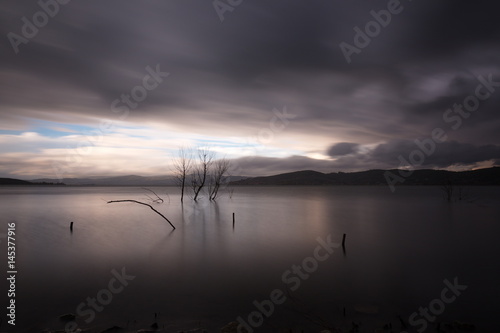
[239,140,500,176]
[1,1,500,174]
[327,142,359,157]
[401,1,500,59]
[425,142,500,168]
[346,140,500,170]
[402,72,500,145]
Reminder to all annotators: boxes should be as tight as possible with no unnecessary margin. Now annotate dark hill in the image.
[234,170,337,185]
[230,167,500,186]
[0,178,33,185]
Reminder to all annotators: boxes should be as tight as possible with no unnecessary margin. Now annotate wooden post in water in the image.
[232,213,235,228]
[70,221,74,232]
[342,233,347,256]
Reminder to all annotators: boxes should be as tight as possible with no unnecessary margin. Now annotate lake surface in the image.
[0,186,499,332]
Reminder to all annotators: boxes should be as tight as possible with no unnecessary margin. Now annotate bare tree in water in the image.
[173,147,193,203]
[191,147,214,201]
[209,157,230,201]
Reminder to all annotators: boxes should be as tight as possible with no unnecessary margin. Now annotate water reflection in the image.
[0,186,499,332]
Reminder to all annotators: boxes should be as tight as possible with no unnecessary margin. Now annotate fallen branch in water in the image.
[107,200,175,230]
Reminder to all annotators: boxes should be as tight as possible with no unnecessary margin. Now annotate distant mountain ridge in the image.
[0,178,34,185]
[1,167,499,186]
[30,175,248,186]
[0,178,65,185]
[34,175,178,186]
[229,167,500,186]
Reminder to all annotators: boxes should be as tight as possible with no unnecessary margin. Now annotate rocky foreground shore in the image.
[28,317,476,333]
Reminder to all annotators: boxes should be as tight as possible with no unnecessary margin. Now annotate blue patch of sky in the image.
[31,120,97,137]
[115,126,152,139]
[193,138,255,148]
[0,120,100,138]
[0,130,20,135]
[192,137,304,158]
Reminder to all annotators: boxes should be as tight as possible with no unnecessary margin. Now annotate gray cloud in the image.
[353,140,500,170]
[232,140,500,177]
[327,142,359,157]
[1,1,500,176]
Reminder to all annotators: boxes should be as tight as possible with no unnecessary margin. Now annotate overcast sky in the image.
[1,1,500,179]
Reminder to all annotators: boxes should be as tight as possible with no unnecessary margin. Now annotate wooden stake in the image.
[70,221,73,232]
[232,212,235,228]
[342,233,347,257]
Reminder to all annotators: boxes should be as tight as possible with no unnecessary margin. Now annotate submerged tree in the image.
[441,180,471,202]
[441,181,454,202]
[209,157,230,201]
[191,147,215,201]
[173,147,193,203]
[174,146,231,202]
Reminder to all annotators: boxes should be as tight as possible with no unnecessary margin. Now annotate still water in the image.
[0,186,499,332]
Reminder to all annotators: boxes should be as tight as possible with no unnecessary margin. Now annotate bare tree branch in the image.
[142,187,164,203]
[107,200,175,229]
[172,147,193,203]
[192,147,215,201]
[441,179,454,202]
[209,158,230,201]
